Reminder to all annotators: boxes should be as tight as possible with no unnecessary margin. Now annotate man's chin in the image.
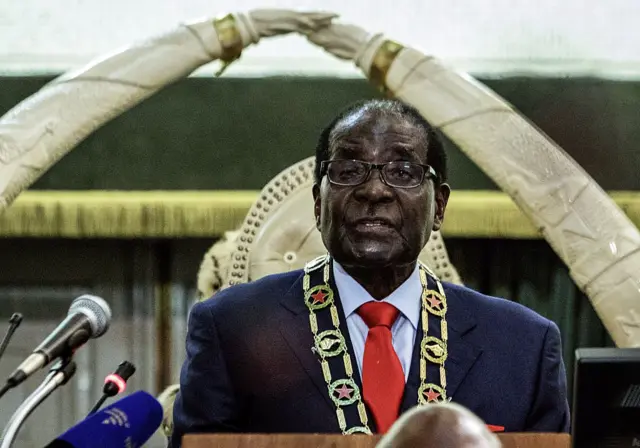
[340,245,400,268]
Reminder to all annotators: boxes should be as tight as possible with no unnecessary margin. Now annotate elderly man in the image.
[170,99,569,446]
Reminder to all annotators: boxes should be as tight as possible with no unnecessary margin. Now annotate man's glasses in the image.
[320,160,437,189]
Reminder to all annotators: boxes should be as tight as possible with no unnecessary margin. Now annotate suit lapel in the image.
[401,281,483,412]
[278,272,335,411]
[441,283,483,400]
[445,326,483,400]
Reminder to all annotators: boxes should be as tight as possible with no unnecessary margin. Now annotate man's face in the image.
[313,110,450,268]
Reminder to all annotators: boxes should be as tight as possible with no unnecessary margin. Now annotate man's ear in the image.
[432,183,450,231]
[312,184,321,230]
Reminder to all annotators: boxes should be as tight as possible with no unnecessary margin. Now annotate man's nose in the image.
[354,168,394,202]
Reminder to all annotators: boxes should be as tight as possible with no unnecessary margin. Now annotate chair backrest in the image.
[219,156,462,290]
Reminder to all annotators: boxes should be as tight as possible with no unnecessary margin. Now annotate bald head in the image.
[376,403,502,448]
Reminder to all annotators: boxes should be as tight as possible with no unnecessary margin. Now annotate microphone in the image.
[0,313,23,362]
[103,360,136,396]
[4,295,111,389]
[44,390,163,448]
[88,360,136,415]
[0,314,23,400]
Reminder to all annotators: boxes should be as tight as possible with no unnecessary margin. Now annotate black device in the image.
[87,360,136,415]
[572,347,640,448]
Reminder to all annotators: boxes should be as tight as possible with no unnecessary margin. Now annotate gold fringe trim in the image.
[0,191,255,238]
[1,190,639,239]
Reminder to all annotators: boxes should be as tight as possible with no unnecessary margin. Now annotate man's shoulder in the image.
[193,270,304,317]
[443,282,553,333]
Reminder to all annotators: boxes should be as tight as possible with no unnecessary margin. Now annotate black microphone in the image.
[88,360,136,415]
[0,314,23,400]
[0,313,23,362]
[3,295,111,389]
[103,360,135,396]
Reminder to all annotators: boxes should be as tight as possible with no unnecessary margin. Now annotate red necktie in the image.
[357,301,405,433]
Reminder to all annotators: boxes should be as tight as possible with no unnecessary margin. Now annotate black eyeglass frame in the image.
[320,159,438,189]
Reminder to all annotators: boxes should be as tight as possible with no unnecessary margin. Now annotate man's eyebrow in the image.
[329,145,361,158]
[389,145,422,160]
[390,144,415,153]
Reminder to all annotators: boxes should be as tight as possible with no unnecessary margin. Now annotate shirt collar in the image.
[332,260,422,329]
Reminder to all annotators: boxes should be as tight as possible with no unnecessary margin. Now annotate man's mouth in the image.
[351,218,396,230]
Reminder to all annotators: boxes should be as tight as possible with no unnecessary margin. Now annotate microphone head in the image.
[114,360,136,381]
[103,361,136,396]
[9,312,23,325]
[69,295,111,337]
[46,391,163,448]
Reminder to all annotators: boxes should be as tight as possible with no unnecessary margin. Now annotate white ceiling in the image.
[1,0,639,78]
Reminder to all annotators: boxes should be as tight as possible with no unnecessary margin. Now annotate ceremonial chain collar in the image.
[303,255,450,435]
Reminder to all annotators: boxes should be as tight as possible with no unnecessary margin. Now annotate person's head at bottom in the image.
[376,403,502,448]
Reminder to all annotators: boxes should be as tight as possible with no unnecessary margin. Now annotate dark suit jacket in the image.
[171,269,570,446]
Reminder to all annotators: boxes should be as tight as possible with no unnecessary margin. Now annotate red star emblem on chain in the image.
[424,388,441,402]
[427,294,442,309]
[335,384,354,399]
[311,290,328,305]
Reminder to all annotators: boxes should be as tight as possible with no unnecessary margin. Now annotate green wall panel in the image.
[1,76,639,191]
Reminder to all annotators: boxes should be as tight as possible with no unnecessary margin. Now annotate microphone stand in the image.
[0,357,76,448]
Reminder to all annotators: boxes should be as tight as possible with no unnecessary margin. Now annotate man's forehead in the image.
[329,111,424,143]
[328,111,429,162]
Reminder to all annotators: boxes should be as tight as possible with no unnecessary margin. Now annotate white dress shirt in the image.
[332,261,422,381]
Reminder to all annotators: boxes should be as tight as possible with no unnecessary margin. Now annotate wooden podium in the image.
[183,433,570,448]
